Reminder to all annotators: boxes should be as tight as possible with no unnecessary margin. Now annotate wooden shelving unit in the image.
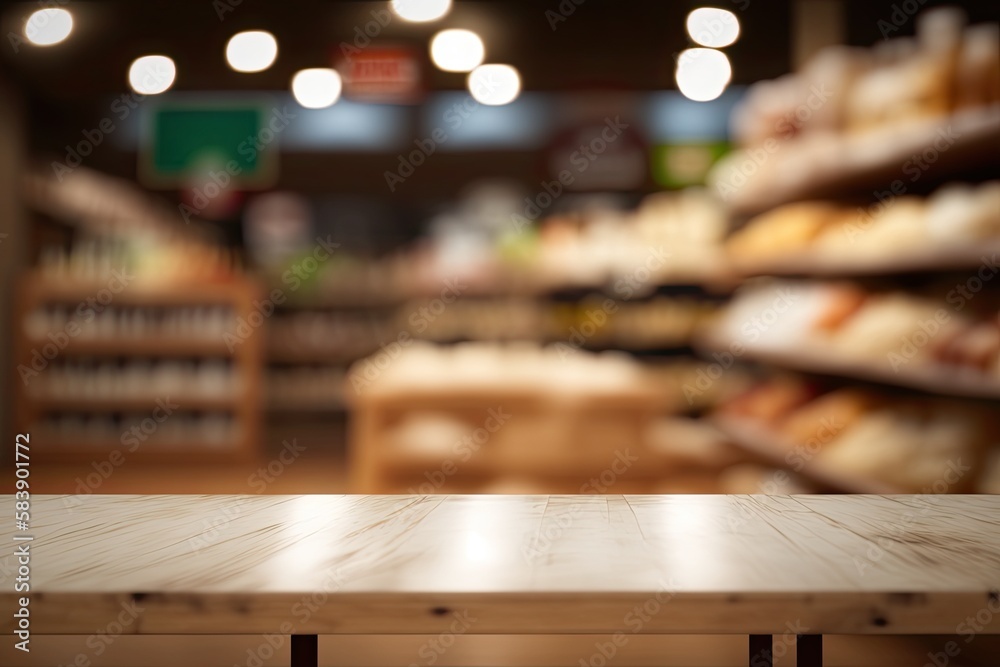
[731,239,1000,279]
[349,382,678,494]
[14,273,264,463]
[699,337,1000,401]
[711,415,903,494]
[725,105,1000,217]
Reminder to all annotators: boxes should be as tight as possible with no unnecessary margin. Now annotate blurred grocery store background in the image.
[1,0,998,503]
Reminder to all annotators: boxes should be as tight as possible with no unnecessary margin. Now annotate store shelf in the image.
[732,239,1000,278]
[379,448,671,479]
[711,414,902,494]
[25,337,235,357]
[726,105,1000,216]
[22,273,257,306]
[28,441,247,463]
[267,345,379,364]
[15,272,264,463]
[700,336,1000,400]
[28,395,241,412]
[266,398,346,412]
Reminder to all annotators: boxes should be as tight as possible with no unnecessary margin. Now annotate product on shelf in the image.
[347,342,700,493]
[733,8,997,145]
[716,463,817,494]
[978,449,1000,494]
[714,375,995,493]
[725,181,1000,272]
[643,417,744,469]
[710,279,1000,388]
[265,366,346,410]
[710,9,1000,214]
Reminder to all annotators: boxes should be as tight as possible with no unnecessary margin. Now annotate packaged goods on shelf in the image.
[708,280,1000,395]
[714,375,996,493]
[345,342,726,493]
[724,181,1000,274]
[712,9,1000,214]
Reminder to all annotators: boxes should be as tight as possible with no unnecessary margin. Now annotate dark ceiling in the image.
[0,0,996,199]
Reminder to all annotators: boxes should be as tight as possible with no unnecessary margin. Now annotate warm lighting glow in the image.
[226,31,278,73]
[468,64,521,106]
[686,8,741,48]
[24,8,73,46]
[675,48,732,102]
[291,68,343,109]
[391,0,451,22]
[128,56,177,95]
[430,29,485,73]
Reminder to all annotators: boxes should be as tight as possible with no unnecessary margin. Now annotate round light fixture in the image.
[128,55,177,95]
[226,30,278,73]
[291,68,343,109]
[686,8,741,48]
[391,0,452,23]
[675,48,732,102]
[430,29,485,73]
[468,64,521,106]
[24,8,73,46]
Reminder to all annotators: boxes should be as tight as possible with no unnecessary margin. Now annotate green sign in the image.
[140,102,278,188]
[651,142,730,188]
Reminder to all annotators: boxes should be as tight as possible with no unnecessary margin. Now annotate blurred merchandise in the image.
[713,374,996,493]
[725,181,1000,274]
[712,9,999,214]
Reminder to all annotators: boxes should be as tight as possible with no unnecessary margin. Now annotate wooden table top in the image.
[2,494,998,635]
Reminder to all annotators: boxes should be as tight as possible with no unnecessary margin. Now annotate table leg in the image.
[797,634,823,667]
[749,634,772,667]
[291,634,318,667]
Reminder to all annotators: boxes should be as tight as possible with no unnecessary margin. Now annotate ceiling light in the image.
[686,8,741,48]
[291,68,343,109]
[24,8,73,46]
[430,29,485,72]
[226,31,278,73]
[128,55,177,95]
[468,64,521,106]
[391,0,452,23]
[675,48,731,102]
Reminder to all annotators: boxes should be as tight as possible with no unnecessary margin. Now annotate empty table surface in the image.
[1,494,998,635]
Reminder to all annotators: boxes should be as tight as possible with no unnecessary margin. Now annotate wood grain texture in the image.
[1,495,998,636]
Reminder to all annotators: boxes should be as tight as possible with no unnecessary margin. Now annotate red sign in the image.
[337,46,422,104]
